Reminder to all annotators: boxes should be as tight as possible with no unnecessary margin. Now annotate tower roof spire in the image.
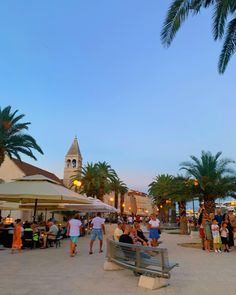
[66,137,82,158]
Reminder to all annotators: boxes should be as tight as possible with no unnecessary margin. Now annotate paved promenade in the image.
[0,229,235,295]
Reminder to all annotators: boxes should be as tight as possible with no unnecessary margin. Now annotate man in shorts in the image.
[67,214,82,257]
[89,212,105,254]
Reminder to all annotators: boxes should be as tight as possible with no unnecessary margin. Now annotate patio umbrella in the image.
[0,174,91,221]
[20,197,118,213]
[58,197,118,213]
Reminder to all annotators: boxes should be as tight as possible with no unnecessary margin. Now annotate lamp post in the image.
[73,180,82,193]
[109,197,114,206]
[193,180,199,231]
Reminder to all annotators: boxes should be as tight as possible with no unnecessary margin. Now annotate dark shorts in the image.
[221,237,228,245]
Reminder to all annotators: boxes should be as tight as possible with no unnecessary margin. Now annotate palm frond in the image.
[161,0,192,47]
[218,17,236,73]
[213,0,231,40]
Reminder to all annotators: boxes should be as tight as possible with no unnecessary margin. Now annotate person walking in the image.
[89,213,105,254]
[11,219,23,254]
[67,214,82,257]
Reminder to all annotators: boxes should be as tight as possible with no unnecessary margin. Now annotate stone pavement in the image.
[0,228,235,295]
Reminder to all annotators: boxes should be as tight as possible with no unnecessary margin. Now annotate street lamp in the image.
[192,180,199,230]
[73,180,82,192]
[109,197,114,206]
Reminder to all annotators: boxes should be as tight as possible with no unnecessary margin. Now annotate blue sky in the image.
[1,1,236,192]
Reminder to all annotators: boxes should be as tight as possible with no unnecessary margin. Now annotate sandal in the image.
[89,251,93,255]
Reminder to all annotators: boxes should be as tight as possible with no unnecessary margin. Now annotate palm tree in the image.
[95,162,117,201]
[170,176,197,234]
[74,163,98,198]
[0,105,43,166]
[149,174,194,234]
[72,161,118,201]
[180,151,236,213]
[161,0,236,73]
[119,183,128,215]
[148,174,174,223]
[110,177,128,209]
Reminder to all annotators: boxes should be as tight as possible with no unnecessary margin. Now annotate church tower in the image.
[63,137,82,188]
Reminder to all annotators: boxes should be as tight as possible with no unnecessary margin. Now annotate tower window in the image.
[66,159,71,168]
[72,159,77,168]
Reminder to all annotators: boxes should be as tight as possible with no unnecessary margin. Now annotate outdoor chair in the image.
[47,230,63,248]
[23,231,35,249]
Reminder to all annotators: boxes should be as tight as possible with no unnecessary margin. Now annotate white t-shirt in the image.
[91,216,105,229]
[69,219,82,236]
[211,224,220,237]
[127,216,133,223]
[220,227,229,238]
[149,219,160,228]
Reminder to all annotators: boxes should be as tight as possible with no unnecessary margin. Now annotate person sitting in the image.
[113,221,124,242]
[41,221,59,249]
[22,222,33,248]
[31,222,40,247]
[119,225,133,244]
[134,222,149,246]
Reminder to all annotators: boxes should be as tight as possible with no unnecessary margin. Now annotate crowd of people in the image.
[0,217,65,252]
[1,206,235,257]
[198,207,236,253]
[113,213,161,247]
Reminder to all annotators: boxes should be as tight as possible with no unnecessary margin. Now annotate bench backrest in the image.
[106,239,171,274]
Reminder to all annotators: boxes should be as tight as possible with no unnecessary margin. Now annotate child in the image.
[220,222,229,252]
[211,219,221,253]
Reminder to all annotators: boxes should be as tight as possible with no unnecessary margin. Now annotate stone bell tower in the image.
[63,137,82,188]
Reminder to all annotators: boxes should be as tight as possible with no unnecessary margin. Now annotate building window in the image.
[72,159,77,168]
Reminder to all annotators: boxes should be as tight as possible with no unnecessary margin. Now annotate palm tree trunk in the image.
[204,196,215,214]
[97,187,104,202]
[114,191,119,209]
[170,202,176,223]
[178,201,188,235]
[159,207,166,223]
[120,193,125,215]
[0,148,5,167]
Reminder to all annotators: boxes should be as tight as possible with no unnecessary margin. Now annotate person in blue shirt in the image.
[214,209,223,227]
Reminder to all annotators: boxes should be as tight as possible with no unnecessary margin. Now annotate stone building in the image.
[63,137,82,188]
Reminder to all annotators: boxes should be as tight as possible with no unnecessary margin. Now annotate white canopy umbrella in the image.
[20,197,118,213]
[0,174,92,221]
[58,197,118,213]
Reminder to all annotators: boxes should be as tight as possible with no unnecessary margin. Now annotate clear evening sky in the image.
[0,1,236,192]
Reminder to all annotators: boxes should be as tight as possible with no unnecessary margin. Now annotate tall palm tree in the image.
[170,176,197,234]
[161,0,236,73]
[149,174,194,234]
[148,174,174,223]
[180,151,236,213]
[72,161,118,201]
[110,178,120,209]
[75,163,98,198]
[95,162,117,201]
[0,105,43,166]
[119,183,128,215]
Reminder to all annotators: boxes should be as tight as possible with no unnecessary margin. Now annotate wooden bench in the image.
[106,239,178,279]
